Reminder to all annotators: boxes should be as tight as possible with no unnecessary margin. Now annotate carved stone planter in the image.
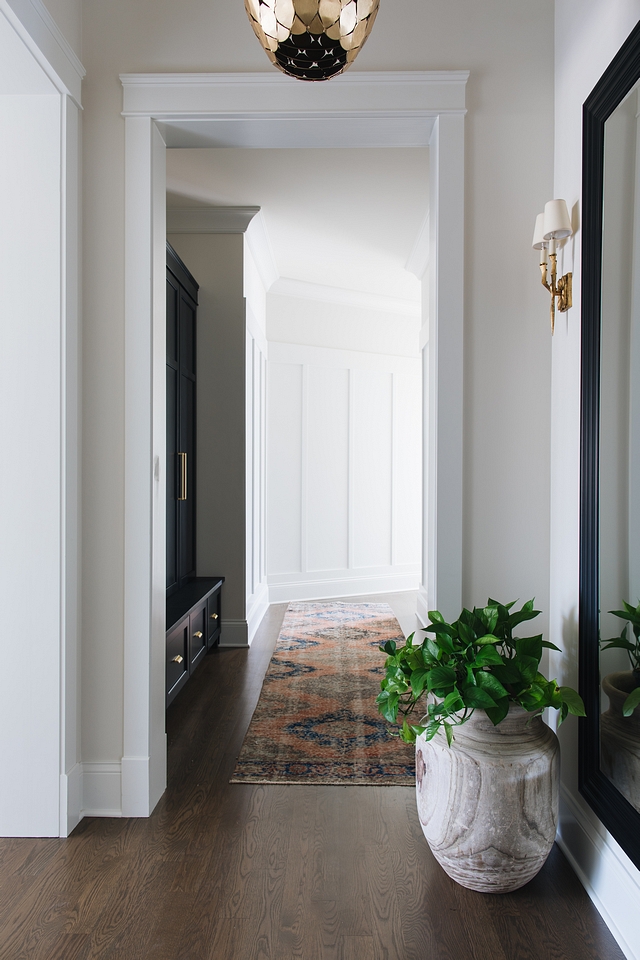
[601,671,640,813]
[415,705,559,893]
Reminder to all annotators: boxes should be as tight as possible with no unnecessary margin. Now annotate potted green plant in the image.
[600,601,640,812]
[377,598,585,894]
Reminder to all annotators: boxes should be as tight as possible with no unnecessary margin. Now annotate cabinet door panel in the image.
[166,365,178,591]
[178,375,196,584]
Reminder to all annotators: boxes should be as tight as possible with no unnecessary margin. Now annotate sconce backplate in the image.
[557,272,572,313]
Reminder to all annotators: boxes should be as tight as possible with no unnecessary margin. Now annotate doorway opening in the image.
[120,71,467,817]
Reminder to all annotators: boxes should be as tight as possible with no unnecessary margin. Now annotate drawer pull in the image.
[193,631,203,639]
[210,613,219,620]
[171,655,183,664]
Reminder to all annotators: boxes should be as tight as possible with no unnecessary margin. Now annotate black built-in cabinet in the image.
[166,243,198,596]
[166,243,224,707]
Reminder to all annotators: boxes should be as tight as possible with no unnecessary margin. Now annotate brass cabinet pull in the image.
[171,655,183,664]
[177,452,187,501]
[210,613,219,620]
[193,631,203,639]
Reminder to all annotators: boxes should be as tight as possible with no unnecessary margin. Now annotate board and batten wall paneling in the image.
[267,342,421,601]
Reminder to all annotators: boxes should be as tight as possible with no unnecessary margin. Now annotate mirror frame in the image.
[580,18,640,871]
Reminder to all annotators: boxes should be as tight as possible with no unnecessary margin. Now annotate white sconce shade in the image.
[532,213,547,250]
[543,199,573,241]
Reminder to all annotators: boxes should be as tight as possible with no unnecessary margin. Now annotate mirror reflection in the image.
[600,79,640,812]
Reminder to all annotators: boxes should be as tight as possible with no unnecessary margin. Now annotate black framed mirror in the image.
[580,18,640,871]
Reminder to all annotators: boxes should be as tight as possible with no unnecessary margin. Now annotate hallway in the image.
[0,596,626,959]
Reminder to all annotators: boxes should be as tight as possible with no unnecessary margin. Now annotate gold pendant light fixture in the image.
[244,0,380,81]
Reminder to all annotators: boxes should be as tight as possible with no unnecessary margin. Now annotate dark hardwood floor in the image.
[0,599,627,959]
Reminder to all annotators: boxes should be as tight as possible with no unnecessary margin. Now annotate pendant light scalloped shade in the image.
[245,0,380,81]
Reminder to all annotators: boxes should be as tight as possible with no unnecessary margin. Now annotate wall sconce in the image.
[532,199,573,335]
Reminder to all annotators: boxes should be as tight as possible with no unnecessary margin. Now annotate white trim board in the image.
[557,784,640,960]
[269,572,420,604]
[121,70,466,819]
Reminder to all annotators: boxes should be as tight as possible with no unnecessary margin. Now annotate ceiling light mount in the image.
[244,0,380,81]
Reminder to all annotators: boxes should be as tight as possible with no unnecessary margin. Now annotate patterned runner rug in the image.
[231,601,415,785]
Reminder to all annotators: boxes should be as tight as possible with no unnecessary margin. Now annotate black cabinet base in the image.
[166,577,224,707]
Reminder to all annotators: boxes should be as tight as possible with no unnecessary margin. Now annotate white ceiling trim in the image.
[166,204,259,234]
[2,0,85,104]
[270,276,420,319]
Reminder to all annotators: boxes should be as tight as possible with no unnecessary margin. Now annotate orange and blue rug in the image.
[231,601,415,785]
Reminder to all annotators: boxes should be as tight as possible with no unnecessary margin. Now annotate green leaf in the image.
[480,605,499,634]
[442,690,465,714]
[376,690,399,723]
[427,665,457,690]
[424,719,441,741]
[458,620,476,647]
[541,640,562,651]
[491,662,522,684]
[601,639,636,652]
[476,634,501,647]
[409,668,429,698]
[516,635,543,663]
[517,655,539,683]
[484,696,510,726]
[444,722,454,747]
[623,686,640,717]
[428,610,445,623]
[401,719,416,743]
[476,671,509,700]
[380,639,397,655]
[558,686,586,717]
[461,685,498,710]
[472,646,503,667]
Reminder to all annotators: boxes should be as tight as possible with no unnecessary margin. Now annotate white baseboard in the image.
[557,783,640,960]
[82,762,122,818]
[247,580,269,644]
[59,762,83,836]
[268,571,420,603]
[122,752,165,818]
[220,618,250,648]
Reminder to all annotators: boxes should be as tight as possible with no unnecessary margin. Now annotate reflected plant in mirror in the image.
[602,602,640,715]
[600,602,640,814]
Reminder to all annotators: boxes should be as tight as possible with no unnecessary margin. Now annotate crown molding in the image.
[406,211,430,280]
[2,0,85,105]
[120,71,469,121]
[270,277,420,319]
[166,205,260,234]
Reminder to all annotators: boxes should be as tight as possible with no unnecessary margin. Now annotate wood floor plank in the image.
[0,593,628,960]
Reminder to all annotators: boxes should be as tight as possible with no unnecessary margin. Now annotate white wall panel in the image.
[351,369,393,569]
[268,362,303,574]
[267,341,421,600]
[306,365,349,572]
[393,372,422,565]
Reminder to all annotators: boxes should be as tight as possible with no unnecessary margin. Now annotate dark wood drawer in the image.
[166,617,189,705]
[189,603,207,670]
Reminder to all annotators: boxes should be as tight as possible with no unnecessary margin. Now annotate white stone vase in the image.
[415,704,559,893]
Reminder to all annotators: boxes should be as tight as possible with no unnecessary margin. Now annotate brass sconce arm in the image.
[533,200,574,335]
[539,253,572,335]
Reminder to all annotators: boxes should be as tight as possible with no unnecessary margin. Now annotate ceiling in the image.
[166,146,429,305]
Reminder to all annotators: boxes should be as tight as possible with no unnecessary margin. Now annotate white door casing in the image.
[120,71,467,817]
